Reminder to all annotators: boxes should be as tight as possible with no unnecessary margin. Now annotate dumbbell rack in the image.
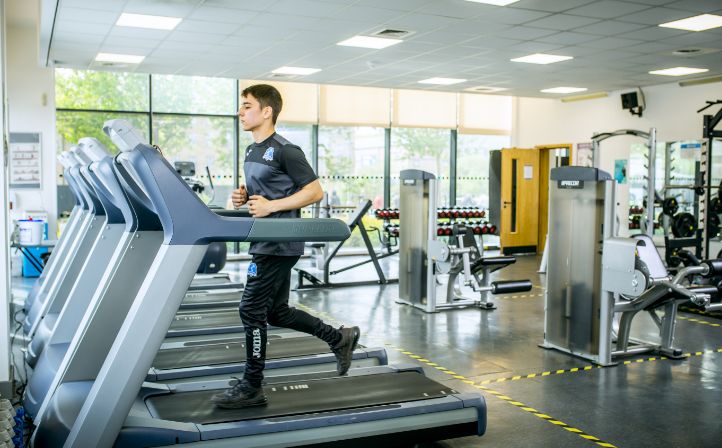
[375,207,497,244]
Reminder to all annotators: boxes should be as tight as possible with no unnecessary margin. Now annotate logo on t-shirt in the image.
[247,262,258,278]
[262,147,274,162]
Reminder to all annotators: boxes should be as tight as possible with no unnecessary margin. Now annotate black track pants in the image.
[240,254,342,387]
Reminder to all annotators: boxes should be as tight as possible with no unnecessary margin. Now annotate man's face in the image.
[238,94,271,131]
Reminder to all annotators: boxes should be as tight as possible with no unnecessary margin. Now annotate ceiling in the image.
[38,0,722,97]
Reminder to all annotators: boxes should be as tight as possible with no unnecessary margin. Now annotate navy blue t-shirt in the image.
[244,132,317,256]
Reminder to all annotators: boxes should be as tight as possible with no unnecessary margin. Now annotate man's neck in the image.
[252,125,275,143]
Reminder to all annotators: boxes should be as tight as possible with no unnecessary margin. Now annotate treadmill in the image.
[23,136,384,422]
[33,120,486,447]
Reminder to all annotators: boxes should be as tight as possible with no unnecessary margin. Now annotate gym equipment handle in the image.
[703,260,722,276]
[490,280,533,294]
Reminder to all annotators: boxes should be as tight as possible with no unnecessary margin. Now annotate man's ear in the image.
[263,106,273,120]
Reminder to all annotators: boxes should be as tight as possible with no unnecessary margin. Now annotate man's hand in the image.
[231,185,248,209]
[248,195,276,217]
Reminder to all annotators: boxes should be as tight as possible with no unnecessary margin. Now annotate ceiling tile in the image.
[525,14,601,30]
[415,0,495,19]
[565,1,651,19]
[536,31,599,44]
[56,7,120,25]
[616,7,695,25]
[382,13,462,30]
[165,31,228,44]
[122,0,200,17]
[477,8,552,25]
[496,26,559,40]
[201,0,277,11]
[507,41,565,53]
[54,20,113,36]
[188,7,258,24]
[572,20,646,36]
[579,36,644,50]
[666,0,722,13]
[175,20,240,35]
[617,26,686,41]
[509,0,597,13]
[266,0,348,18]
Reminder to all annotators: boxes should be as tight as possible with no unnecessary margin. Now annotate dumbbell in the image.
[488,224,497,234]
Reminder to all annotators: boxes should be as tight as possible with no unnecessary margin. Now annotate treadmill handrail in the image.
[121,142,350,245]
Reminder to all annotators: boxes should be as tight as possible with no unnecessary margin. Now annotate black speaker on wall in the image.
[621,90,644,117]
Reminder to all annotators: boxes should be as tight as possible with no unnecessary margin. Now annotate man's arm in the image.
[247,179,323,217]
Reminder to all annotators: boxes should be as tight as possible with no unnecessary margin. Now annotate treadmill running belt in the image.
[169,309,239,331]
[153,336,331,370]
[147,371,458,425]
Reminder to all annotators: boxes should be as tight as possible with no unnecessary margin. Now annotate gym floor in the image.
[225,253,722,448]
[11,253,721,447]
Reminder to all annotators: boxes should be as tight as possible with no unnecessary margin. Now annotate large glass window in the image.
[456,134,510,209]
[318,126,385,248]
[55,69,149,111]
[390,127,450,208]
[55,111,149,181]
[153,115,235,207]
[152,74,236,115]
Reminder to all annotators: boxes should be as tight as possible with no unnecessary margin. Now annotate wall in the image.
[513,80,721,248]
[6,23,56,235]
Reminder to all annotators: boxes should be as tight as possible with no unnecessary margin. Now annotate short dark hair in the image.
[242,84,283,124]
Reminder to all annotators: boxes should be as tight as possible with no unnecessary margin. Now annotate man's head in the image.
[239,84,283,131]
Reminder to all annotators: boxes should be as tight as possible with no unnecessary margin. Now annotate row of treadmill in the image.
[18,119,487,447]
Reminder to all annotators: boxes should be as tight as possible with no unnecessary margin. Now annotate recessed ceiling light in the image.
[271,66,321,76]
[95,53,145,64]
[419,77,467,85]
[465,86,509,93]
[116,13,182,30]
[337,35,403,49]
[511,53,573,65]
[659,14,722,32]
[540,87,588,94]
[465,0,520,5]
[649,66,709,76]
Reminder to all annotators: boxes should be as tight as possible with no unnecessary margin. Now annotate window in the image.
[55,69,149,111]
[55,111,149,181]
[318,126,385,248]
[153,115,235,207]
[390,127,450,208]
[152,74,236,115]
[456,134,510,209]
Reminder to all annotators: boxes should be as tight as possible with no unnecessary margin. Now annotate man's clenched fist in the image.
[231,185,249,209]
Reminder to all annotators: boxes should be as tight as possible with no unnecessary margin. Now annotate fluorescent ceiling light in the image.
[560,92,608,102]
[116,12,182,30]
[337,35,403,49]
[659,14,722,32]
[511,53,573,64]
[540,87,588,94]
[649,66,709,76]
[419,77,467,85]
[465,0,520,5]
[95,52,145,64]
[272,66,321,76]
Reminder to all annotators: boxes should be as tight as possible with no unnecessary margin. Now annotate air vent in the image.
[371,28,414,39]
[670,47,720,56]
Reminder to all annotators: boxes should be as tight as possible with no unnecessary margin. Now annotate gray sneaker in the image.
[331,326,361,376]
[210,377,267,409]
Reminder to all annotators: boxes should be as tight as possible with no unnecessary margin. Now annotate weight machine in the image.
[294,199,399,289]
[542,166,719,366]
[591,128,657,237]
[395,170,532,313]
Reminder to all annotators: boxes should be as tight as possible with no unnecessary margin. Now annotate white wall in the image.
[513,80,721,250]
[6,22,56,235]
[514,81,720,147]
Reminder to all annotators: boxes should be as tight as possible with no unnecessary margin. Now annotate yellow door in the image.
[500,148,540,254]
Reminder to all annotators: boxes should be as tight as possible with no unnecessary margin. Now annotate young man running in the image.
[210,84,360,408]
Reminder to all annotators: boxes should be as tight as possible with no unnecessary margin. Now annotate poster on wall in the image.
[614,159,628,184]
[575,142,593,167]
[9,132,42,189]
